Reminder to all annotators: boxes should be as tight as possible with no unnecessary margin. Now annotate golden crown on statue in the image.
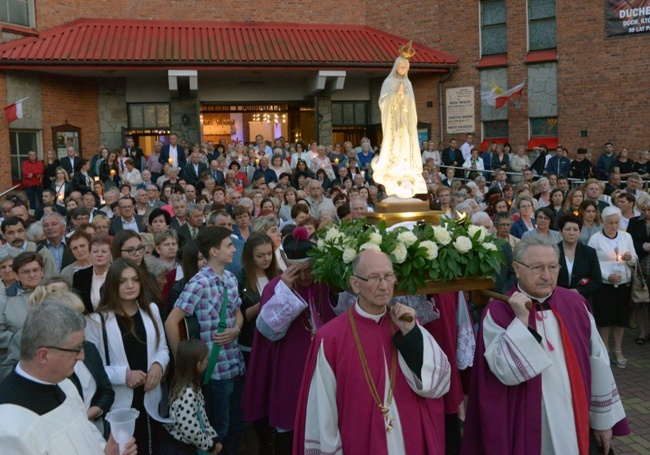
[399,41,416,59]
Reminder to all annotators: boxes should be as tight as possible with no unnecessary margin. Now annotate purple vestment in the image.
[241,276,337,430]
[461,286,629,455]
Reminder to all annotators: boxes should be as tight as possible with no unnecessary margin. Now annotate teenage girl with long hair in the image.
[85,258,170,454]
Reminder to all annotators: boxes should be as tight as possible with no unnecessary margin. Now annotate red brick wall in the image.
[35,0,366,30]
[556,2,650,161]
[369,0,650,160]
[40,74,99,158]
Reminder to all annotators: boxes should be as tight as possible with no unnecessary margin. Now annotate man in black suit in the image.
[59,146,77,177]
[177,203,205,242]
[158,133,186,172]
[108,197,146,235]
[183,151,208,186]
[208,160,226,186]
[125,137,143,158]
[81,192,102,221]
[440,138,463,174]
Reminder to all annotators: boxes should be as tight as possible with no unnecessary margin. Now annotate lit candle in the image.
[168,158,173,164]
[361,170,366,177]
[94,176,100,182]
[57,193,64,201]
[334,158,339,165]
[110,169,116,176]
[100,197,105,205]
[255,158,260,165]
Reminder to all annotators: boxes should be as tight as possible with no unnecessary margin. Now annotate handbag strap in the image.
[203,288,229,385]
[98,313,110,366]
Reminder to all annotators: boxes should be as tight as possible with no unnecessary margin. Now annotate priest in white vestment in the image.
[0,301,136,455]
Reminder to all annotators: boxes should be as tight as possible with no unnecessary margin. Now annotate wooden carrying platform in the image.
[366,200,442,228]
[393,276,495,297]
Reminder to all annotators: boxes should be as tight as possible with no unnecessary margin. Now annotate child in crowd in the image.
[160,339,222,455]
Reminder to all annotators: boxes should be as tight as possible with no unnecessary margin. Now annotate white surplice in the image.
[303,304,450,455]
[483,305,625,454]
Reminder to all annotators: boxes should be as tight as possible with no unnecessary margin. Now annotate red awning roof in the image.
[479,138,509,152]
[527,137,558,151]
[0,19,458,71]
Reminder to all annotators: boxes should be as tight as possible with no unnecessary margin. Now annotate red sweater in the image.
[22,159,44,187]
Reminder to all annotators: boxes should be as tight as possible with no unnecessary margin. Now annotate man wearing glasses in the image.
[294,249,451,455]
[0,301,136,454]
[462,235,629,455]
[108,197,146,236]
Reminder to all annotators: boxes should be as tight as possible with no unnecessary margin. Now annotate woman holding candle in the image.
[100,149,121,189]
[51,167,72,207]
[588,206,637,367]
[311,145,335,180]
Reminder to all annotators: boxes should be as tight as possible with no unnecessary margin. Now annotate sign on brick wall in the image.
[446,87,475,135]
[606,0,650,37]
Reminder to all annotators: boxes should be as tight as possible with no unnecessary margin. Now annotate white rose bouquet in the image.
[309,217,504,294]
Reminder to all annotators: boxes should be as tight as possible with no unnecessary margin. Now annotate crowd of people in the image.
[0,132,646,454]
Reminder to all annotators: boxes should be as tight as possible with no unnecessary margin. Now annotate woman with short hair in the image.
[510,195,536,239]
[0,247,20,290]
[60,230,93,287]
[0,252,44,362]
[588,206,637,367]
[73,235,113,314]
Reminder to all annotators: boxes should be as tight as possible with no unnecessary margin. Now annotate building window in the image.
[528,0,556,51]
[530,117,558,137]
[0,0,33,27]
[483,120,509,139]
[332,102,367,126]
[481,0,507,56]
[9,130,39,181]
[128,103,170,129]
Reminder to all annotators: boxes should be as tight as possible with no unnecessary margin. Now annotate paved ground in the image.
[610,329,650,455]
[237,327,650,454]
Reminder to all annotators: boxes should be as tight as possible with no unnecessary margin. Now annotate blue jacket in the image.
[546,155,571,177]
[510,217,536,239]
[596,153,615,180]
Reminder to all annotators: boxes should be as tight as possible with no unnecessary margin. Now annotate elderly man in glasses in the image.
[293,249,451,455]
[461,235,629,455]
[0,301,136,454]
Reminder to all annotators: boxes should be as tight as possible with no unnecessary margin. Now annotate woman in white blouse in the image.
[85,258,170,453]
[462,148,485,172]
[588,206,637,368]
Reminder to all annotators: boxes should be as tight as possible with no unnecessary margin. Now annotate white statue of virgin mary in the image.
[371,42,427,199]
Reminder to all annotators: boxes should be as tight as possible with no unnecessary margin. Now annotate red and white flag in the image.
[494,80,525,109]
[3,97,28,123]
[481,80,525,109]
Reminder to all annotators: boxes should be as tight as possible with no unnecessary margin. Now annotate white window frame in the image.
[479,0,508,57]
[9,129,42,181]
[0,0,35,28]
[526,0,557,52]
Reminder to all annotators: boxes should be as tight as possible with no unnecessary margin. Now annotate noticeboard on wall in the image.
[446,87,475,135]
